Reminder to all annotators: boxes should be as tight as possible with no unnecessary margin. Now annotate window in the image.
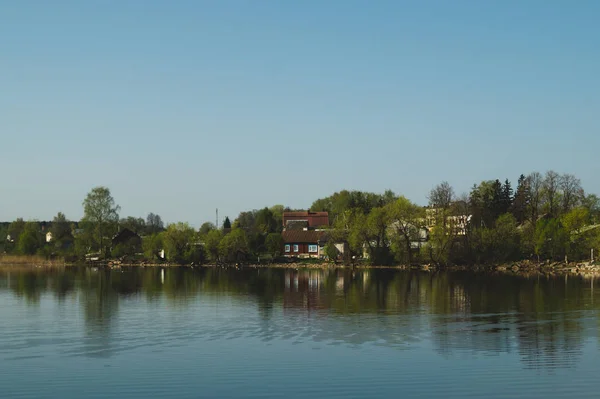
[293,244,299,252]
[285,245,290,253]
[308,245,318,253]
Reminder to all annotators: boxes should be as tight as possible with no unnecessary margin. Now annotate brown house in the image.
[283,211,329,229]
[282,230,325,258]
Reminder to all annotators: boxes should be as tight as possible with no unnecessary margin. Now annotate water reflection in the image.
[0,266,598,369]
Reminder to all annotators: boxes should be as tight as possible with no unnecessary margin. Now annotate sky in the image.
[1,0,599,226]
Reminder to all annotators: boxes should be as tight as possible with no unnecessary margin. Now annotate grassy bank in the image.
[0,255,66,267]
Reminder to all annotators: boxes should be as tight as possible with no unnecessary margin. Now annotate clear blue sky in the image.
[1,0,599,226]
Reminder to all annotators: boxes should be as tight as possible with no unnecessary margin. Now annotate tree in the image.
[146,213,164,234]
[199,222,216,236]
[527,172,544,224]
[255,207,278,234]
[7,218,25,246]
[543,170,561,217]
[350,207,392,265]
[82,187,120,254]
[582,194,600,224]
[204,229,223,262]
[50,212,72,244]
[324,242,340,262]
[162,223,196,263]
[428,181,455,211]
[120,216,146,234]
[265,233,284,258]
[560,174,583,213]
[387,196,425,264]
[219,228,249,262]
[222,217,232,230]
[500,179,513,215]
[17,222,43,255]
[511,175,530,224]
[143,233,164,261]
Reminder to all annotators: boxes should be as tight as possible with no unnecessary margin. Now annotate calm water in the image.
[1,267,600,398]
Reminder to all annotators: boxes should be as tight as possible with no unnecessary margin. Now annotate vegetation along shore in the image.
[2,170,600,276]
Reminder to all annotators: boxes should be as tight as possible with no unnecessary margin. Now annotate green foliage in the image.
[222,217,232,230]
[535,218,568,260]
[82,187,120,254]
[311,190,397,223]
[324,242,340,262]
[219,228,249,263]
[199,222,216,236]
[163,223,196,263]
[143,233,164,261]
[204,229,223,262]
[265,233,283,257]
[17,222,44,255]
[387,196,425,264]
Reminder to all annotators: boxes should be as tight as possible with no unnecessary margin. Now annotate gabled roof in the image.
[282,230,325,244]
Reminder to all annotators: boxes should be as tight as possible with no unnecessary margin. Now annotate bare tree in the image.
[428,181,455,210]
[543,170,561,217]
[560,173,583,213]
[526,172,543,224]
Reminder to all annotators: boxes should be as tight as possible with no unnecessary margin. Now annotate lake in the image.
[1,266,600,398]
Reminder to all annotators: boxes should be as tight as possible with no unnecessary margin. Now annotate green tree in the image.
[163,223,195,263]
[199,222,216,236]
[324,242,340,262]
[255,208,278,234]
[204,229,223,262]
[222,217,232,230]
[387,196,425,264]
[535,218,568,261]
[265,233,283,258]
[143,233,164,261]
[50,212,72,245]
[82,187,121,255]
[511,174,530,224]
[17,222,43,255]
[219,228,249,262]
[7,218,26,250]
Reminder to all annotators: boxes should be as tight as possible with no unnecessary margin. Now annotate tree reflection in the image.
[0,266,598,368]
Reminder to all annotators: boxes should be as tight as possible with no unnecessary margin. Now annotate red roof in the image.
[282,230,325,243]
[283,211,329,228]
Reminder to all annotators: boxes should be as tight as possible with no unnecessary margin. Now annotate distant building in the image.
[46,232,53,243]
[283,211,329,230]
[282,230,325,258]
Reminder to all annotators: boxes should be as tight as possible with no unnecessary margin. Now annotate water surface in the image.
[1,266,600,398]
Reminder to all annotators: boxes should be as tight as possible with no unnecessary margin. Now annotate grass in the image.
[0,254,65,267]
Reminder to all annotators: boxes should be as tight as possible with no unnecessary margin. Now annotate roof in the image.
[282,230,325,244]
[283,211,329,228]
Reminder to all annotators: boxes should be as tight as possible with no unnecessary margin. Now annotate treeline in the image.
[0,188,291,264]
[309,171,600,266]
[2,170,600,266]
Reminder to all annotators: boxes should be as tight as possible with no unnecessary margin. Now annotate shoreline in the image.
[2,257,599,277]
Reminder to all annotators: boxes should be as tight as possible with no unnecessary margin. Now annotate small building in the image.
[283,211,329,229]
[282,230,325,258]
[46,232,53,243]
[111,228,142,250]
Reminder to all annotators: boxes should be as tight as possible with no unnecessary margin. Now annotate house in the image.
[111,228,142,249]
[282,230,325,258]
[46,232,53,243]
[283,211,329,229]
[425,207,471,236]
